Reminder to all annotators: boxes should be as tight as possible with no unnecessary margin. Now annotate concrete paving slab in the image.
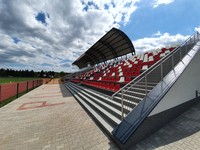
[1,83,200,150]
[133,101,200,150]
[0,84,118,150]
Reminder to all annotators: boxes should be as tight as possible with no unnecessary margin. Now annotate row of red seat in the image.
[71,79,80,83]
[123,71,140,77]
[154,55,160,62]
[93,65,142,78]
[101,76,120,82]
[75,47,175,81]
[82,81,121,92]
[71,47,176,92]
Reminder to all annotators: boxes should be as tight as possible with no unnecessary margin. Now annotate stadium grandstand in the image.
[64,27,200,149]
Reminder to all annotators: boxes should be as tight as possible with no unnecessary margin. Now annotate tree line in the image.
[0,68,69,78]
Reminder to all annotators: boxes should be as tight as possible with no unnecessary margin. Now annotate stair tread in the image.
[116,94,143,101]
[134,84,155,87]
[129,87,151,92]
[69,82,133,111]
[68,82,121,116]
[131,81,157,85]
[114,96,139,106]
[121,91,146,96]
[69,82,121,107]
[65,84,114,132]
[66,83,121,125]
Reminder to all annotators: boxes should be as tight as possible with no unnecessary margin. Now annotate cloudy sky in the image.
[0,0,200,72]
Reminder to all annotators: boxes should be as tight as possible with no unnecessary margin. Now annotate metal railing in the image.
[112,31,200,119]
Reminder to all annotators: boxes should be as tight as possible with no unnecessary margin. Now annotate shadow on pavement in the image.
[132,101,200,149]
[59,83,73,97]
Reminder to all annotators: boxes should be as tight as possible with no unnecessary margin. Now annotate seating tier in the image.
[70,47,176,92]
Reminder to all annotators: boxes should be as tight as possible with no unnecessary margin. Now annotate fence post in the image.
[172,54,174,69]
[145,74,147,96]
[33,80,34,89]
[161,63,163,90]
[0,85,1,101]
[16,83,19,98]
[26,81,29,93]
[195,33,197,42]
[186,41,188,54]
[180,47,182,60]
[121,90,124,120]
[196,90,199,98]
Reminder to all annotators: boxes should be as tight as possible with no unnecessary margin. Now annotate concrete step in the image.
[140,81,157,86]
[128,87,152,93]
[137,81,158,86]
[113,96,138,114]
[67,83,121,125]
[64,83,114,133]
[65,82,121,132]
[70,82,123,111]
[132,84,155,90]
[123,82,157,98]
[122,90,146,99]
[68,82,122,120]
[69,82,133,117]
[115,93,143,104]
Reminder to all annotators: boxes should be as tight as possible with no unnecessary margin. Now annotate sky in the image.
[0,0,200,72]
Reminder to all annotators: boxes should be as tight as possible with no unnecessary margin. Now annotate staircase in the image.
[65,80,158,132]
[112,41,198,118]
[64,82,122,133]
[111,32,200,145]
[64,31,200,148]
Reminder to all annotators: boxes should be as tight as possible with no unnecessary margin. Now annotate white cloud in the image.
[153,31,161,36]
[153,0,174,8]
[195,27,200,32]
[0,0,140,72]
[133,32,189,53]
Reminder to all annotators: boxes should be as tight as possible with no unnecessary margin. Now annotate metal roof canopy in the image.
[72,27,135,69]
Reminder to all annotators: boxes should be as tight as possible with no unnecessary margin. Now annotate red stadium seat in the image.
[71,46,176,92]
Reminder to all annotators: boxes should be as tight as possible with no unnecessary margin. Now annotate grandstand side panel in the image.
[113,44,200,150]
[149,47,200,116]
[114,96,200,149]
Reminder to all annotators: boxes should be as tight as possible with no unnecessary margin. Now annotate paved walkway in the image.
[1,83,200,150]
[47,78,63,84]
[0,84,118,150]
[134,101,200,150]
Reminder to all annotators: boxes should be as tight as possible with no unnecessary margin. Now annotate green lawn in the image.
[0,77,40,84]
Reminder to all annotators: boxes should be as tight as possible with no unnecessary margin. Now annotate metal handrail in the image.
[112,31,200,118]
[112,32,199,99]
[114,34,200,144]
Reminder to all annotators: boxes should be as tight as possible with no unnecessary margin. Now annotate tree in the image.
[39,70,44,78]
[59,71,66,77]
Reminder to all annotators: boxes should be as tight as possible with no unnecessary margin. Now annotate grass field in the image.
[0,77,39,84]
